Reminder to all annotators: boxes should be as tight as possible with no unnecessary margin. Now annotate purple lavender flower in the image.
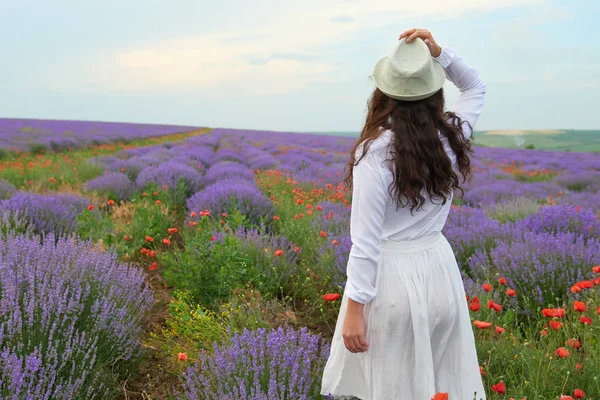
[180,326,330,400]
[468,231,600,309]
[136,161,203,196]
[0,233,153,398]
[204,161,256,186]
[0,192,92,237]
[0,118,199,151]
[84,172,136,200]
[213,148,246,164]
[517,204,600,240]
[187,182,275,227]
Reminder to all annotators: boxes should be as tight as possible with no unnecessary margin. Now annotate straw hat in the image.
[373,37,446,101]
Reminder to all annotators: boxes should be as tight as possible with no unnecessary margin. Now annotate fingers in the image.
[399,28,433,43]
[399,28,417,39]
[343,334,369,353]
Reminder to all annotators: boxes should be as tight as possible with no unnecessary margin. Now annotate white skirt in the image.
[320,232,487,400]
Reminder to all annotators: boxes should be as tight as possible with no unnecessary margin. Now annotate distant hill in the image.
[309,130,600,152]
[473,130,600,152]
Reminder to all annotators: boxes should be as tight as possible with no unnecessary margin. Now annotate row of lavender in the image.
[0,118,199,152]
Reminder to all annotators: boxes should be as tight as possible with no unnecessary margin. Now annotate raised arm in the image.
[434,47,486,139]
[399,28,487,139]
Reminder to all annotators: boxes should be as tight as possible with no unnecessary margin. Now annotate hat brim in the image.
[373,56,446,101]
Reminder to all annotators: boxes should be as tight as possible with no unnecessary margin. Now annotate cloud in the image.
[42,0,544,96]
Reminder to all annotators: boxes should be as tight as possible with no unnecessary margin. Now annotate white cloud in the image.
[45,0,545,96]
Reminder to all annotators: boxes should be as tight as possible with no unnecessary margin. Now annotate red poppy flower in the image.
[573,389,584,398]
[487,300,502,312]
[143,192,148,197]
[190,211,197,217]
[431,393,448,400]
[210,236,216,241]
[149,262,158,271]
[576,363,583,370]
[320,231,327,237]
[273,215,280,221]
[123,235,132,241]
[49,177,56,183]
[556,347,570,358]
[162,185,167,190]
[491,381,506,394]
[579,316,592,325]
[87,205,94,211]
[561,396,574,400]
[294,246,300,252]
[479,366,486,375]
[577,280,593,289]
[145,236,154,243]
[323,293,340,301]
[332,240,339,246]
[153,191,158,196]
[505,288,517,297]
[221,213,227,218]
[168,228,178,234]
[542,308,565,318]
[498,277,507,285]
[495,326,505,334]
[550,320,563,330]
[316,205,323,211]
[593,265,600,273]
[107,200,115,206]
[474,320,492,329]
[571,285,582,294]
[574,301,587,312]
[482,283,492,292]
[155,200,161,205]
[469,299,481,312]
[274,249,284,257]
[566,338,581,349]
[540,329,548,336]
[188,221,198,227]
[162,239,171,246]
[147,250,156,258]
[178,352,188,361]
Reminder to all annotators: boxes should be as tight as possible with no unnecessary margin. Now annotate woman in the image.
[321,29,487,400]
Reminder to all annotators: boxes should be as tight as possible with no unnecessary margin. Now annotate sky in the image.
[1,0,598,132]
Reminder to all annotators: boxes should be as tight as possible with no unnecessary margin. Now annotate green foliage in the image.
[525,144,535,149]
[160,220,248,306]
[147,290,228,372]
[484,197,542,223]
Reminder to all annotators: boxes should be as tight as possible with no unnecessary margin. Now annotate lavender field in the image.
[1,121,600,399]
[0,118,200,153]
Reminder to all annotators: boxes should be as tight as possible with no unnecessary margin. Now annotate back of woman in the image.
[321,29,487,400]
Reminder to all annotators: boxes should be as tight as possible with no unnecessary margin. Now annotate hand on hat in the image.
[399,28,442,58]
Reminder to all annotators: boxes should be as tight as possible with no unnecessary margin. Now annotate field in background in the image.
[311,129,600,152]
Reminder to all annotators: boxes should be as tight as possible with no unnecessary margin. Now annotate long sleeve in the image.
[344,152,387,305]
[434,46,486,139]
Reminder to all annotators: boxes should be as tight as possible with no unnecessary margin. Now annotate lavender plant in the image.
[180,326,331,400]
[0,233,153,399]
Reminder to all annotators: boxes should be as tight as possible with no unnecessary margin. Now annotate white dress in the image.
[320,46,488,400]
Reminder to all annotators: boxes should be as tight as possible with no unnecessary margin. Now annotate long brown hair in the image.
[344,87,473,212]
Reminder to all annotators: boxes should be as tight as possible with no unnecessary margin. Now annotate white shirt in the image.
[345,46,487,305]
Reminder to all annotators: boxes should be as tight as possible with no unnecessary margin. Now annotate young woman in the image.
[321,29,487,400]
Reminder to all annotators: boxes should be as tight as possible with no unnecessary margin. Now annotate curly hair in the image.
[343,87,473,212]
